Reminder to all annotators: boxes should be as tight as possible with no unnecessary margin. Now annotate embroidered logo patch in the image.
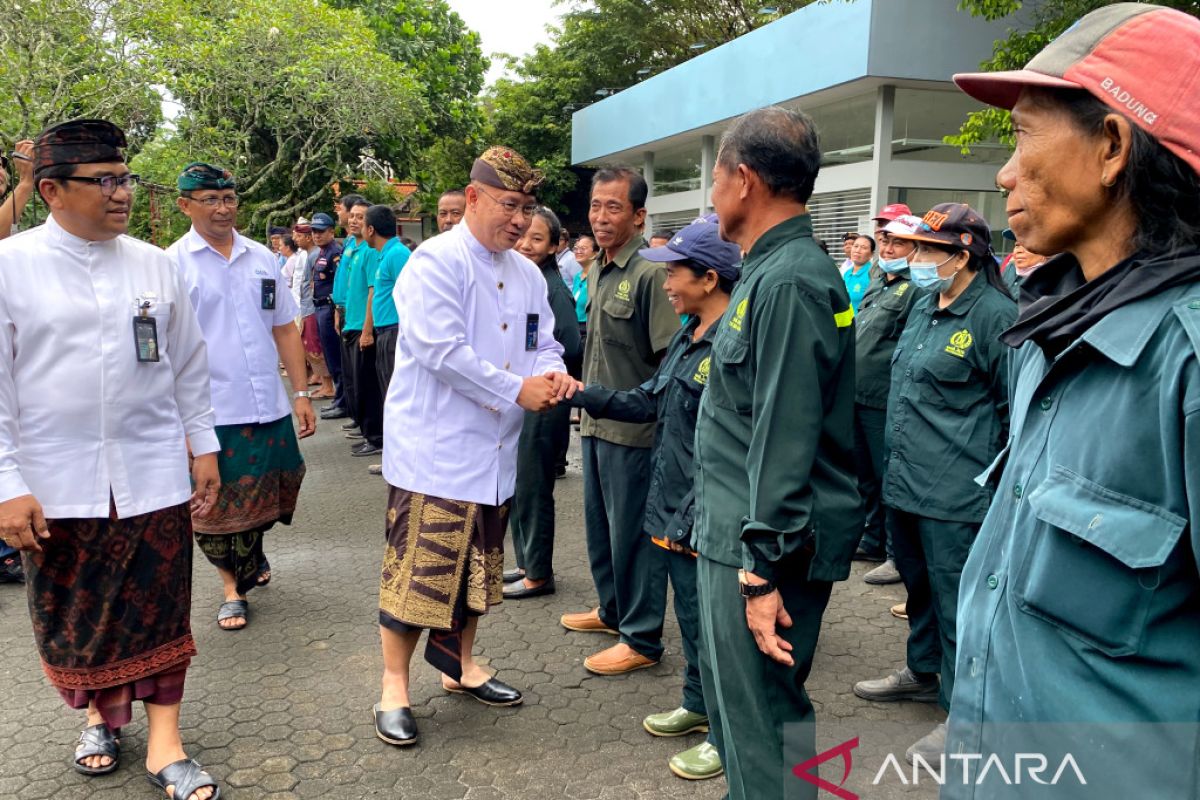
[615,279,632,302]
[894,283,909,298]
[693,356,711,385]
[729,298,749,332]
[946,329,974,358]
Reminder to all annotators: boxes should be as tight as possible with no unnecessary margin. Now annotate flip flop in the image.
[217,600,248,631]
[74,723,120,776]
[147,758,221,800]
[256,558,272,587]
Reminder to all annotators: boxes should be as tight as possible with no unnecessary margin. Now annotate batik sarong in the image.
[25,502,196,728]
[378,486,506,680]
[301,314,329,378]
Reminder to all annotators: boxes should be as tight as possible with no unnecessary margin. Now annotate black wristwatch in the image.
[738,569,775,598]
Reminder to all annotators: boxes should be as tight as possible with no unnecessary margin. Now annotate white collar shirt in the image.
[383,223,566,506]
[556,248,581,286]
[168,227,300,426]
[0,215,220,519]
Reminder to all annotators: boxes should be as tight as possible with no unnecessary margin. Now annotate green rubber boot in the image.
[669,741,724,780]
[642,707,709,737]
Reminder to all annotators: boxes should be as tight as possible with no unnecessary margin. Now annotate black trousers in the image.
[889,507,979,711]
[375,325,398,397]
[509,404,571,581]
[853,403,892,559]
[345,330,383,448]
[340,328,360,428]
[314,302,344,409]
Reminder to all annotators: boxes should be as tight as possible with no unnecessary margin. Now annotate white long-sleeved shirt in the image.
[556,248,581,286]
[168,227,299,427]
[0,215,219,519]
[383,223,566,506]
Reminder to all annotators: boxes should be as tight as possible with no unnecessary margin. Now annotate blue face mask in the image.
[877,255,910,275]
[908,252,958,294]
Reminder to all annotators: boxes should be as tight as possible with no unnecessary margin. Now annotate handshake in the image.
[517,371,585,413]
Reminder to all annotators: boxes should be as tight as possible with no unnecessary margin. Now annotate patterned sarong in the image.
[379,486,506,680]
[25,502,197,727]
[301,314,329,378]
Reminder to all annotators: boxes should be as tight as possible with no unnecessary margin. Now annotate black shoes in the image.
[351,442,382,457]
[852,546,886,563]
[0,555,25,584]
[373,704,417,747]
[445,677,523,707]
[503,577,556,599]
[320,406,349,420]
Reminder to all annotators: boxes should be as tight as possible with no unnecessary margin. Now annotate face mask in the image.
[877,255,910,275]
[908,252,959,294]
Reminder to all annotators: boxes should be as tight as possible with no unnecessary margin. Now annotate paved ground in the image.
[0,418,942,799]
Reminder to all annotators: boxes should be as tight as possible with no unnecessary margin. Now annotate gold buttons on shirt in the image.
[501,323,508,331]
[498,282,505,290]
[504,361,511,370]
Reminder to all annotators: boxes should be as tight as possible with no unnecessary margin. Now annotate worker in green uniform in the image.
[851,213,924,587]
[693,106,862,800]
[505,206,582,599]
[942,7,1200,798]
[560,167,681,677]
[852,203,1016,764]
[564,216,740,781]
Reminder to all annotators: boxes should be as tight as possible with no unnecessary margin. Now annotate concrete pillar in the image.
[642,150,656,233]
[870,85,896,220]
[700,135,716,215]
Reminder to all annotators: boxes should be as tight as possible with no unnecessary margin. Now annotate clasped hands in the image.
[516,371,585,413]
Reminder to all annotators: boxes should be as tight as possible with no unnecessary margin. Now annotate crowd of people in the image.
[1,5,1199,800]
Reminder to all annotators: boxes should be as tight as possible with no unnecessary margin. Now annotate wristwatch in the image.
[293,390,313,399]
[738,568,775,598]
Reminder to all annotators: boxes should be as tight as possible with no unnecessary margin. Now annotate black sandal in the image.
[217,600,248,631]
[73,723,120,776]
[255,558,272,587]
[146,758,221,800]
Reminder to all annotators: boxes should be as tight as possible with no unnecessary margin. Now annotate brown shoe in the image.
[560,608,617,634]
[584,643,657,675]
[891,602,909,620]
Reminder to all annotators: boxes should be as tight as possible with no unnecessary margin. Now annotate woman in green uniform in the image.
[564,217,739,782]
[852,203,1016,764]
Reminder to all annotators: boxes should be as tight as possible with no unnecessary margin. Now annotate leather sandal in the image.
[146,758,221,800]
[217,600,248,631]
[73,723,120,776]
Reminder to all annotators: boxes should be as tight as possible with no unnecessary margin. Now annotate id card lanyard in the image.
[133,295,160,363]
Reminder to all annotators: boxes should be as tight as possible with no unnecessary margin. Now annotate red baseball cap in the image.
[871,203,911,223]
[954,3,1200,176]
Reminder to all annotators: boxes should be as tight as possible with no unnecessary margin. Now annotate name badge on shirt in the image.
[261,278,277,310]
[133,304,160,363]
[525,314,539,351]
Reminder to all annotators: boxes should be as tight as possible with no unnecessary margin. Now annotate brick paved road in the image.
[0,420,941,799]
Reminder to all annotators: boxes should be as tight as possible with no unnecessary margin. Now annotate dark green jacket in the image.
[693,214,862,583]
[882,274,1017,523]
[569,317,714,548]
[854,276,921,408]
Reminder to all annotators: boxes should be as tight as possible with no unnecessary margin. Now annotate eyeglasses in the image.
[182,194,239,209]
[476,185,536,219]
[59,174,141,196]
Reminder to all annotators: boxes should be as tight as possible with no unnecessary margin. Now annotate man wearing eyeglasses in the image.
[0,119,223,800]
[168,162,315,636]
[372,145,568,748]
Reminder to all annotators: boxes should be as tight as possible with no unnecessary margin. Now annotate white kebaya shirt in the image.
[0,215,219,519]
[383,223,566,506]
[168,228,299,427]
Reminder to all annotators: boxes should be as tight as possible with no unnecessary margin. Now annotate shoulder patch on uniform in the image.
[945,329,974,358]
[693,356,711,385]
[729,298,749,332]
[894,282,909,298]
[615,279,632,302]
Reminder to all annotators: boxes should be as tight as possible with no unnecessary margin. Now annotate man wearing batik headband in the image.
[168,163,315,634]
[0,120,223,800]
[372,145,568,748]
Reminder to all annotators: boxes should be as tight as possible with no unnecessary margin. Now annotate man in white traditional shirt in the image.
[169,162,316,633]
[372,145,568,748]
[0,120,222,800]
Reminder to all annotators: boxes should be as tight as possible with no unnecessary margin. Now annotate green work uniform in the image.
[570,316,716,715]
[693,214,861,800]
[883,272,1015,710]
[510,256,583,581]
[580,235,680,660]
[853,276,921,558]
[946,260,1200,800]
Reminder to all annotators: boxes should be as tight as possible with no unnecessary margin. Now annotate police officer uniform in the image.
[310,212,344,412]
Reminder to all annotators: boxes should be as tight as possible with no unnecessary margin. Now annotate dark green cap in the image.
[177,162,236,192]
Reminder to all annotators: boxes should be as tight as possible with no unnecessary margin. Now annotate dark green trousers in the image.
[509,405,571,581]
[697,555,832,800]
[888,507,979,711]
[667,551,705,716]
[853,403,891,558]
[582,436,667,661]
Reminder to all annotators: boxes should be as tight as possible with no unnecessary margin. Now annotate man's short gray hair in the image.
[717,106,821,204]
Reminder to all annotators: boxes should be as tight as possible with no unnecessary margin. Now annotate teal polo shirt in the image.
[371,236,410,329]
[332,235,361,307]
[344,243,377,332]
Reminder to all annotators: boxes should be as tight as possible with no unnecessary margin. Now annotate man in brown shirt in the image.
[560,167,680,674]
